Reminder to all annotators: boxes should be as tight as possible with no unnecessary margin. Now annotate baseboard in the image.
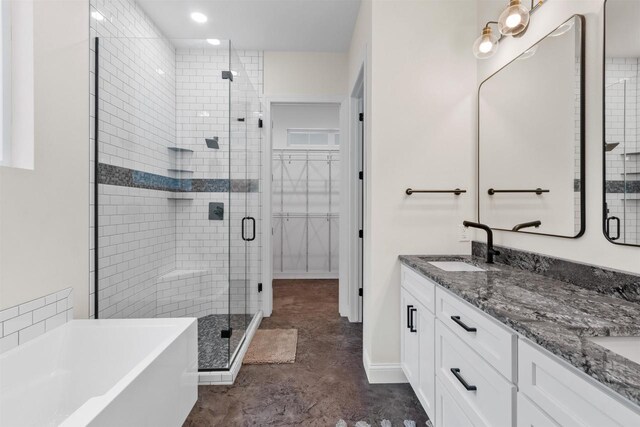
[198,310,263,385]
[363,348,408,384]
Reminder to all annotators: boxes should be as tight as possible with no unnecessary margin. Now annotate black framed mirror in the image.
[478,15,585,238]
[603,0,640,247]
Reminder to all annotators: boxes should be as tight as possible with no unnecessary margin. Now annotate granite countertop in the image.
[399,254,640,407]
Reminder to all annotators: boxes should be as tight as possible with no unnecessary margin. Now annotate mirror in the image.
[478,15,585,238]
[604,0,640,247]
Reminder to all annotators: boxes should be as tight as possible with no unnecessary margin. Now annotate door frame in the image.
[351,69,365,323]
[261,95,348,318]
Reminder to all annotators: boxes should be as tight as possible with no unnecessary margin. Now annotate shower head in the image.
[206,137,219,149]
[605,142,620,152]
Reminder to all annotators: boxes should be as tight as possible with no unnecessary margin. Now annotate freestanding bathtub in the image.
[0,318,197,427]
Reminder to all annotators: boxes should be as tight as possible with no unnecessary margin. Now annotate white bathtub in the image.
[0,318,197,427]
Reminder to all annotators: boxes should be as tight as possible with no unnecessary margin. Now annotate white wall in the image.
[358,0,478,377]
[477,0,640,274]
[0,0,89,317]
[264,51,348,96]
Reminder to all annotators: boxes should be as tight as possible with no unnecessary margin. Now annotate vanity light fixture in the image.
[473,24,499,59]
[498,0,531,36]
[190,12,208,24]
[475,0,545,60]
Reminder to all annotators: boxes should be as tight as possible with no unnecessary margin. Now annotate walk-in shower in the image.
[94,37,262,371]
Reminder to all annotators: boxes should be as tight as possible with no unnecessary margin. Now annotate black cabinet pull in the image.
[451,315,477,332]
[406,305,413,329]
[410,308,417,333]
[450,368,477,391]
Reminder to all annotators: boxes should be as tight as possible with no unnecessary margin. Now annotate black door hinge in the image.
[359,288,363,297]
[221,328,233,339]
[358,171,363,180]
[258,283,263,292]
[258,118,263,128]
[222,71,234,81]
[359,113,364,122]
[359,229,363,238]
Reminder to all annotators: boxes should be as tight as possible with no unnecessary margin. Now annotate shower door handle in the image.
[606,216,620,241]
[241,217,248,241]
[247,217,256,241]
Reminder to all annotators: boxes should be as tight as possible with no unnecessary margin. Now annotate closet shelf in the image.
[167,169,194,174]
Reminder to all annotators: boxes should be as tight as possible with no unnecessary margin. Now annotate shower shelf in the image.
[167,169,194,174]
[168,147,194,153]
[167,196,194,201]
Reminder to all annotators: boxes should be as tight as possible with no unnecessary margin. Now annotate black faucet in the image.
[512,220,541,232]
[463,221,500,264]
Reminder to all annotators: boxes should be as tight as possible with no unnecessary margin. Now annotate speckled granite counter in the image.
[399,254,640,408]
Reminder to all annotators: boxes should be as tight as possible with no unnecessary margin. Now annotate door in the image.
[401,288,419,387]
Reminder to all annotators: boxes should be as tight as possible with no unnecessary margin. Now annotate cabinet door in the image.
[517,393,560,427]
[435,378,483,427]
[417,302,435,418]
[401,288,419,387]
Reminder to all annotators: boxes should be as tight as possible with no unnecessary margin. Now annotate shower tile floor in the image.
[198,314,253,370]
[184,280,429,426]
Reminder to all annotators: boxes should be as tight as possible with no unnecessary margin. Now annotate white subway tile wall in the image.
[605,58,639,244]
[0,288,73,354]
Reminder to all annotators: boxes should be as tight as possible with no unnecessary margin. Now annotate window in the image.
[287,128,340,148]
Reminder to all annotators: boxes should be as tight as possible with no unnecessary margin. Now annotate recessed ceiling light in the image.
[207,39,221,46]
[91,11,105,21]
[191,12,208,24]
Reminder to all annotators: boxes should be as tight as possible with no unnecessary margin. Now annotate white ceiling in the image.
[135,0,362,52]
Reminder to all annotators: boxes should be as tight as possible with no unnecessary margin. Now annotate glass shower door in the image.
[228,46,249,362]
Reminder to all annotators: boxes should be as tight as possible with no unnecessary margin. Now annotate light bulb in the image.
[473,26,498,59]
[498,0,530,36]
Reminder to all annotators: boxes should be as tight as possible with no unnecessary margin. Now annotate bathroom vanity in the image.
[399,254,640,427]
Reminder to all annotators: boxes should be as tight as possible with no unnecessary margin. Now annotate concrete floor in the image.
[183,279,428,426]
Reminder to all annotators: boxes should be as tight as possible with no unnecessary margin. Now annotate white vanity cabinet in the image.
[400,263,640,427]
[400,266,436,419]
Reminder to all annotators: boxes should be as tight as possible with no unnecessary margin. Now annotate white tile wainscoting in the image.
[0,288,73,354]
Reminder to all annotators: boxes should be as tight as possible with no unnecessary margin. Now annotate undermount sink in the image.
[588,336,640,364]
[428,261,486,272]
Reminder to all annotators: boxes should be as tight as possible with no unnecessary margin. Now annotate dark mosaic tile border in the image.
[98,163,259,193]
[605,180,640,194]
[472,241,640,303]
[572,179,640,193]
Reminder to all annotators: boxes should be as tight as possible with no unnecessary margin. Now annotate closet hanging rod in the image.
[405,188,466,196]
[487,188,549,195]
